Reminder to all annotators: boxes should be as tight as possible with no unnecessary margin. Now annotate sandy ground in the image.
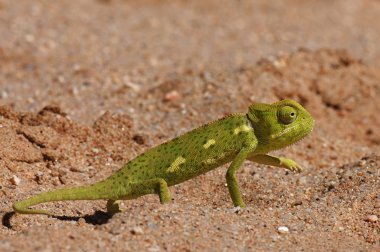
[0,0,379,251]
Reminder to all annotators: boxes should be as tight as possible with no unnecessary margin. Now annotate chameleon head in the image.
[247,99,315,152]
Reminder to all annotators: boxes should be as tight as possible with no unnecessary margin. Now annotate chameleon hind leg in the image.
[131,178,172,203]
[106,178,171,214]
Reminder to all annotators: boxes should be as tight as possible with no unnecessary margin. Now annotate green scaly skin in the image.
[12,99,314,215]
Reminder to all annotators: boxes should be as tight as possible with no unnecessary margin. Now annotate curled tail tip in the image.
[12,201,52,216]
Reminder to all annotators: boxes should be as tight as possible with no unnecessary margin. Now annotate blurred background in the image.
[0,1,379,118]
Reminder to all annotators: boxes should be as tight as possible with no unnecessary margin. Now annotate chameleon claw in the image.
[295,164,303,173]
[280,158,303,173]
[289,162,302,173]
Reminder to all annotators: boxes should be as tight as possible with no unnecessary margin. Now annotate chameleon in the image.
[12,99,314,216]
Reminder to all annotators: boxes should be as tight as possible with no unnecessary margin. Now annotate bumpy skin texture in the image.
[12,99,314,215]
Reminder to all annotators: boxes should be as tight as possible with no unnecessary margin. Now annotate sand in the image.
[0,0,379,251]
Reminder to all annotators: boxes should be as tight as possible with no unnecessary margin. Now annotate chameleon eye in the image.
[278,106,297,124]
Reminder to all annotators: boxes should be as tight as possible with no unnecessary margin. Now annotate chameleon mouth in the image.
[270,124,298,140]
[269,117,314,149]
[290,118,315,146]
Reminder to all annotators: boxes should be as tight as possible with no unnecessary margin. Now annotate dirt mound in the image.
[0,105,140,195]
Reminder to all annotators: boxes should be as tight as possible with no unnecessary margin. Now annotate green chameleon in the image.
[12,99,314,215]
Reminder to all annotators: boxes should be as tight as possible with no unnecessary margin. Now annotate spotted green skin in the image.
[13,99,314,215]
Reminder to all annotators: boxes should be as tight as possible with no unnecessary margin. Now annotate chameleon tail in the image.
[12,181,112,215]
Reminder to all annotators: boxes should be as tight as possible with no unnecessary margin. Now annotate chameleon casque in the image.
[13,99,314,215]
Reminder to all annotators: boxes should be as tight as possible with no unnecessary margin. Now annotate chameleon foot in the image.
[106,200,123,214]
[279,157,303,173]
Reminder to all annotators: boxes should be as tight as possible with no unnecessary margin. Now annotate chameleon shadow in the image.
[2,210,113,229]
[2,212,15,229]
[52,210,113,225]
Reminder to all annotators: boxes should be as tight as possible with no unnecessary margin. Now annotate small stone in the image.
[58,75,65,84]
[365,215,378,223]
[92,148,101,153]
[277,226,289,234]
[0,90,8,99]
[10,175,21,186]
[77,218,86,226]
[26,97,34,104]
[25,34,35,43]
[164,90,181,102]
[230,206,241,213]
[110,225,124,235]
[273,58,287,68]
[123,78,141,92]
[148,245,160,252]
[130,226,144,235]
[358,159,366,167]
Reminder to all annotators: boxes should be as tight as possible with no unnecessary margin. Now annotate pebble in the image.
[230,206,241,213]
[110,226,124,235]
[277,226,289,234]
[77,218,86,226]
[164,90,181,102]
[130,226,144,235]
[0,90,8,99]
[148,245,160,252]
[92,148,101,153]
[124,81,141,92]
[10,175,21,186]
[365,215,378,223]
[25,34,35,43]
[57,75,65,84]
[358,159,366,167]
[273,58,287,68]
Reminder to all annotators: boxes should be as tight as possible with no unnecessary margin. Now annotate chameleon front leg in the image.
[226,147,255,208]
[248,154,302,172]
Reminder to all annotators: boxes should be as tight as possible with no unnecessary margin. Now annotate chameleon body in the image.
[12,99,314,215]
